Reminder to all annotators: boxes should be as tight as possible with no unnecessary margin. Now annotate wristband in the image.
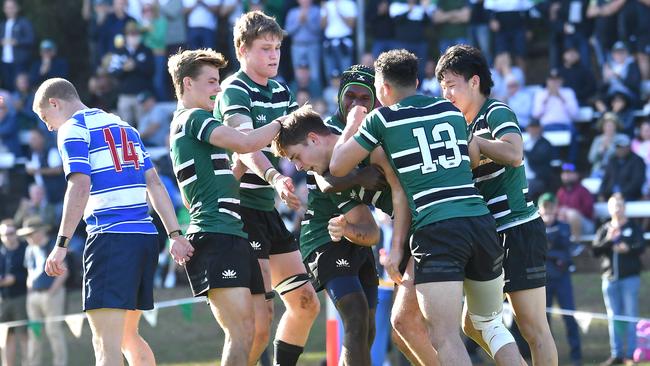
[168,229,183,239]
[55,235,69,248]
[264,168,280,183]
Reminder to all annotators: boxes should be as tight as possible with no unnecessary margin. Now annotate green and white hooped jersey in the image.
[353,94,489,231]
[169,108,246,238]
[324,114,393,216]
[300,171,361,260]
[468,99,538,232]
[214,70,298,212]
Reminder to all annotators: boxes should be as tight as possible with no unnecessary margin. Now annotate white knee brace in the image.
[469,310,515,357]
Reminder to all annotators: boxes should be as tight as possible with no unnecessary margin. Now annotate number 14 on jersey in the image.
[103,127,141,172]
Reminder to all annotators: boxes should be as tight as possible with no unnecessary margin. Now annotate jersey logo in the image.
[336,259,350,268]
[222,269,237,279]
[349,191,357,199]
[250,241,262,250]
[256,115,267,123]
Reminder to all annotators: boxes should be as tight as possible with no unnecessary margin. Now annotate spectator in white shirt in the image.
[532,68,579,130]
[320,0,357,81]
[183,0,220,50]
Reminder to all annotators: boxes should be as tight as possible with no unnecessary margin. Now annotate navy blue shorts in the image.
[83,233,158,311]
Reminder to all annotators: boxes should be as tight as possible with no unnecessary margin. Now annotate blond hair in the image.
[33,78,80,110]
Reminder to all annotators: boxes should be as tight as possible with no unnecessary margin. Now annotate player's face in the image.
[187,64,221,111]
[285,136,328,174]
[35,102,64,131]
[439,71,472,114]
[341,84,374,122]
[374,74,390,107]
[242,35,281,80]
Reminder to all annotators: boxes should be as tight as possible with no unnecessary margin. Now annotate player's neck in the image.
[463,94,487,125]
[63,101,89,120]
[241,65,269,86]
[391,88,416,106]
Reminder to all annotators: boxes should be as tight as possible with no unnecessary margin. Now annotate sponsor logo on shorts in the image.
[250,241,262,251]
[336,259,349,268]
[222,269,237,279]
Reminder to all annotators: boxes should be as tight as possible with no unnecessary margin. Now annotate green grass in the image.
[32,272,650,365]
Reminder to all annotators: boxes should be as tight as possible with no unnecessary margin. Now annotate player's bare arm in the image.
[474,132,524,167]
[314,166,387,194]
[209,119,281,154]
[145,168,194,265]
[330,137,371,177]
[45,172,90,277]
[369,146,411,284]
[328,204,380,246]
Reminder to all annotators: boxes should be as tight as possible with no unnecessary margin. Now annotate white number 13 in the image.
[412,122,462,174]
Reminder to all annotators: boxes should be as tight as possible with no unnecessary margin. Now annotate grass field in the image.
[35,271,650,365]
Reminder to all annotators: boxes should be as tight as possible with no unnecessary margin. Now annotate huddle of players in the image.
[168,9,559,366]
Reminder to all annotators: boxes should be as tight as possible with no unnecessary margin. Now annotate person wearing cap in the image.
[32,77,193,366]
[532,68,579,131]
[589,112,629,178]
[29,39,69,87]
[601,41,642,108]
[556,163,595,241]
[538,193,583,366]
[598,134,647,201]
[18,216,67,366]
[592,193,645,365]
[0,219,28,366]
[436,44,555,364]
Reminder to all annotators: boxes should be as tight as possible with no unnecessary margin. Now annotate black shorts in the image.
[240,206,299,259]
[185,232,265,296]
[304,240,379,292]
[500,217,547,293]
[399,239,412,275]
[410,214,504,285]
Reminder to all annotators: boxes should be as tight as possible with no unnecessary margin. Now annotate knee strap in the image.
[274,273,311,296]
[469,310,515,357]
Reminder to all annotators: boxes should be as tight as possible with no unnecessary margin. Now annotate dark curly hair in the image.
[374,49,418,89]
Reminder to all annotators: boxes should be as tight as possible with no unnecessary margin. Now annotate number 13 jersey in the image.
[353,95,488,231]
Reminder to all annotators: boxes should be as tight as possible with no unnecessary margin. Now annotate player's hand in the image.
[230,153,247,181]
[357,165,387,191]
[274,175,301,210]
[328,215,347,242]
[346,105,368,132]
[169,236,194,265]
[379,248,403,285]
[44,246,68,277]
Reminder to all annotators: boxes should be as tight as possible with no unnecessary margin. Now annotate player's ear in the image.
[470,75,480,91]
[182,76,192,91]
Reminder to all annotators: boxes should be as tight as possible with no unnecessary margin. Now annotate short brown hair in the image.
[33,78,80,110]
[167,48,227,100]
[272,105,330,157]
[233,10,285,59]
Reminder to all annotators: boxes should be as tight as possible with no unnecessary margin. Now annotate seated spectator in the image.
[600,41,642,108]
[538,193,582,366]
[491,51,525,101]
[0,219,28,366]
[25,128,65,207]
[87,72,118,112]
[503,74,533,127]
[595,91,637,138]
[631,120,650,197]
[419,59,441,97]
[532,68,579,130]
[524,120,558,200]
[136,91,172,147]
[296,88,311,107]
[0,101,22,157]
[13,183,56,229]
[28,39,69,88]
[11,72,38,131]
[17,217,67,366]
[312,98,328,117]
[588,112,629,178]
[556,163,595,240]
[558,46,596,106]
[598,135,647,201]
[592,193,645,365]
[289,61,319,101]
[140,0,169,101]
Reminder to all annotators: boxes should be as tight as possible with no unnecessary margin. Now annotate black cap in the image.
[548,68,562,79]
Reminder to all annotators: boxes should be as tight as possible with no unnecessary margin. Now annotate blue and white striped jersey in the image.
[57,108,157,235]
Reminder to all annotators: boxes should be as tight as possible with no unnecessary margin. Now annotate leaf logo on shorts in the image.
[250,241,262,250]
[336,259,349,268]
[222,269,237,279]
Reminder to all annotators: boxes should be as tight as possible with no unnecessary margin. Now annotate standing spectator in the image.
[587,0,625,67]
[468,0,491,64]
[433,0,470,54]
[491,52,525,102]
[141,0,169,101]
[25,128,65,207]
[285,0,322,97]
[94,0,136,64]
[0,0,34,92]
[598,135,647,201]
[108,21,154,126]
[367,0,395,58]
[556,162,595,240]
[524,120,558,199]
[219,0,243,72]
[592,193,645,365]
[631,120,650,196]
[11,72,38,130]
[389,0,432,78]
[160,0,187,52]
[484,0,532,70]
[419,59,442,97]
[13,183,57,230]
[558,46,596,106]
[549,0,592,71]
[588,112,628,178]
[321,0,357,80]
[86,71,118,112]
[18,217,67,366]
[0,99,21,157]
[503,75,533,126]
[183,0,220,50]
[0,219,28,366]
[632,0,650,80]
[600,41,642,107]
[136,91,173,147]
[538,193,582,366]
[28,39,69,88]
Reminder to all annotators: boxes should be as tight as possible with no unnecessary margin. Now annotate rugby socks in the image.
[273,339,303,366]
